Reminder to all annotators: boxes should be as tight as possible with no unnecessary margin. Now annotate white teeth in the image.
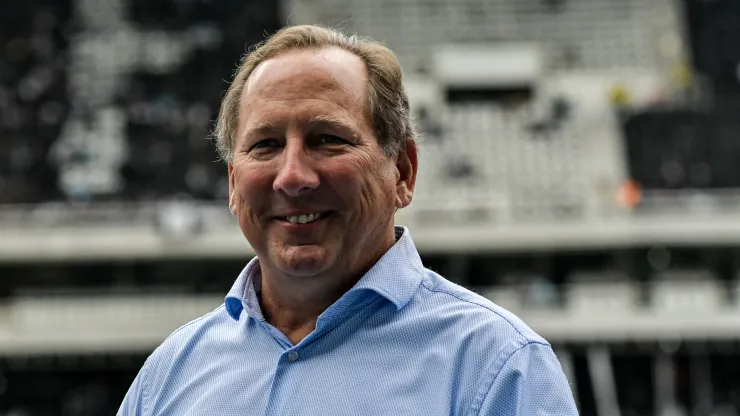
[285,212,322,224]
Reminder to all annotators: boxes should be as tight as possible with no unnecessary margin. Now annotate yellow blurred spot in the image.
[671,63,693,89]
[609,84,631,106]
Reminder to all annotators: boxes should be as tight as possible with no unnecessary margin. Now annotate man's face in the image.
[229,47,416,279]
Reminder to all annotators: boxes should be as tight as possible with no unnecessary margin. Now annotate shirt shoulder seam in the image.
[469,340,551,416]
[140,355,152,416]
[418,280,532,341]
[138,304,226,414]
[160,304,227,344]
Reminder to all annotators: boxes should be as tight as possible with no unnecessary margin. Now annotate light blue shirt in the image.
[118,226,578,415]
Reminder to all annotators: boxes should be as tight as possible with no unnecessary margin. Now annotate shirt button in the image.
[287,350,300,362]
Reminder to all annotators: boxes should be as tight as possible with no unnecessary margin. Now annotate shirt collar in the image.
[224,256,263,321]
[224,225,424,321]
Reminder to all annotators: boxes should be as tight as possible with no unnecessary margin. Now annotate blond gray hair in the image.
[212,25,416,162]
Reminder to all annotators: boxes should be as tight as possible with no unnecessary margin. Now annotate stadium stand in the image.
[622,0,740,198]
[1,0,280,204]
[293,0,666,73]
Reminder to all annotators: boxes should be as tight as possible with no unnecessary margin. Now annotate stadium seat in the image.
[564,272,640,316]
[649,270,725,316]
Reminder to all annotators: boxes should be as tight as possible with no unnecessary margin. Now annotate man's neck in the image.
[258,227,400,345]
[259,273,358,345]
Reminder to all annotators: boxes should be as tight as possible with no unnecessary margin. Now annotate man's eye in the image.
[317,135,347,145]
[250,139,280,151]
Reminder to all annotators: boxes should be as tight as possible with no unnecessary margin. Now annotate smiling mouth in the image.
[279,211,332,225]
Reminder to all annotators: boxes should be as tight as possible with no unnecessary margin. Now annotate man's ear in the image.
[395,138,418,209]
[228,163,238,215]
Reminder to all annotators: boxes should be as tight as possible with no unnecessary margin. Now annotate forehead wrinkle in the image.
[244,54,366,110]
[243,98,360,127]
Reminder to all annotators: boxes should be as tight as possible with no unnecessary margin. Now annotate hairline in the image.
[214,26,414,163]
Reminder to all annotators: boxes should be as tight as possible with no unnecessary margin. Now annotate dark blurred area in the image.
[0,0,280,204]
[621,0,740,192]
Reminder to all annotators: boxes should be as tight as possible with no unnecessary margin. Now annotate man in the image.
[119,25,578,415]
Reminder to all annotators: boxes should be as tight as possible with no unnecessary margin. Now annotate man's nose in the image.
[273,144,320,197]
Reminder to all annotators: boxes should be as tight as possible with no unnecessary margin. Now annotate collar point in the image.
[225,297,244,321]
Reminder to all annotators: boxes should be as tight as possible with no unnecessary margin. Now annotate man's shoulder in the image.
[121,305,254,414]
[415,269,546,346]
[143,304,233,375]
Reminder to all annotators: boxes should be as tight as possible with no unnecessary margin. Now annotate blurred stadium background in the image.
[1,0,740,414]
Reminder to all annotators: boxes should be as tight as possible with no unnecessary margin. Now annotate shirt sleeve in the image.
[117,363,149,416]
[475,342,579,416]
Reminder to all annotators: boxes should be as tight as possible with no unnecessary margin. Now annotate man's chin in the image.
[273,244,334,277]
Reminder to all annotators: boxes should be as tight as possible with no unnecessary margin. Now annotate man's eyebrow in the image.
[241,115,360,140]
[308,114,349,126]
[308,114,359,139]
[242,120,274,139]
